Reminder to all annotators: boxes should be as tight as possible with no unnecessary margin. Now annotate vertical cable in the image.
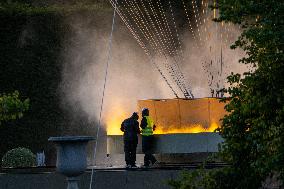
[89,1,117,188]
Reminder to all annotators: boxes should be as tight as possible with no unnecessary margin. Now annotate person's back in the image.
[120,112,140,167]
[121,117,140,141]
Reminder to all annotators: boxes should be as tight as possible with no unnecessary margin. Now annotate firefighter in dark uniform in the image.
[120,112,140,168]
[140,108,157,167]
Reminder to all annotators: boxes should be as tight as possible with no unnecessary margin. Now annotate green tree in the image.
[0,91,29,124]
[217,0,284,187]
[169,0,283,188]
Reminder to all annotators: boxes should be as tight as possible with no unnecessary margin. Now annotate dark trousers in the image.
[124,139,137,166]
[142,135,157,166]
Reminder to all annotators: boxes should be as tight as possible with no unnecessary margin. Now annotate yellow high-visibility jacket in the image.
[141,116,154,136]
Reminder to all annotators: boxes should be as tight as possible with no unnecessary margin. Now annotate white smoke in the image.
[60,7,248,129]
[60,13,174,127]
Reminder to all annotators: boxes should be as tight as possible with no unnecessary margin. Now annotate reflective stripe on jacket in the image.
[141,116,154,136]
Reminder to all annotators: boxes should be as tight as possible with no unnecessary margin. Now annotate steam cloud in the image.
[60,13,174,128]
[60,10,248,130]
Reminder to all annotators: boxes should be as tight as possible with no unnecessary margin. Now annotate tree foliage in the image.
[168,167,246,189]
[168,168,217,189]
[170,0,283,188]
[0,91,29,125]
[217,0,284,187]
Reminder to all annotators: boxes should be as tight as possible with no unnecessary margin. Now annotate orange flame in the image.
[106,111,126,135]
[106,119,220,135]
[154,122,219,134]
[106,98,226,135]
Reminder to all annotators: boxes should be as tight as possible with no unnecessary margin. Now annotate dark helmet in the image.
[142,108,149,116]
[131,112,139,120]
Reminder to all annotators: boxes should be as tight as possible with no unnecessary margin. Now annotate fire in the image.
[103,97,130,135]
[154,122,219,134]
[106,111,126,135]
[107,122,219,135]
[106,98,226,136]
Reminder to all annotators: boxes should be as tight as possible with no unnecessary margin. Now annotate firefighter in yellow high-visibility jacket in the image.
[140,108,158,167]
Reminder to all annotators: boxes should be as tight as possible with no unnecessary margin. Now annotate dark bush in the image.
[2,147,36,168]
